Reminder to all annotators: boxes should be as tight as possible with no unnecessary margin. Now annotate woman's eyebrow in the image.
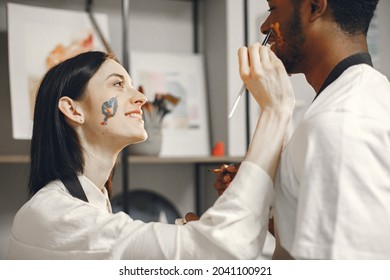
[105,73,125,81]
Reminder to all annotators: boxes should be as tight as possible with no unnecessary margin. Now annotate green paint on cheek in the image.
[100,97,118,125]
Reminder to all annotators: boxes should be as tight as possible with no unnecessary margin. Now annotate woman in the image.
[8,48,294,259]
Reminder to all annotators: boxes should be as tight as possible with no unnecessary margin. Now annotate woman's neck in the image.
[81,144,119,192]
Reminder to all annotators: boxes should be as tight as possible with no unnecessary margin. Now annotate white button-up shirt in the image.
[8,161,273,259]
[275,64,390,259]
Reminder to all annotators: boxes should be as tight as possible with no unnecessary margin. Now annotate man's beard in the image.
[274,8,306,74]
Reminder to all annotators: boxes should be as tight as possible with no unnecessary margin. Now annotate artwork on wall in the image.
[7,3,110,139]
[129,51,210,157]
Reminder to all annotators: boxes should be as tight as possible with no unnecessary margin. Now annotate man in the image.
[215,0,389,259]
[215,0,390,259]
[257,0,390,259]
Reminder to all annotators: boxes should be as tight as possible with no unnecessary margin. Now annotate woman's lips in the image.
[125,109,143,121]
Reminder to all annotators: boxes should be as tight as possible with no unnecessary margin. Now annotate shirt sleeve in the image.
[8,161,274,259]
[106,161,274,259]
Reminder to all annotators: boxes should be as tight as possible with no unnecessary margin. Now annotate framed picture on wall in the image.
[129,51,210,157]
[7,3,110,139]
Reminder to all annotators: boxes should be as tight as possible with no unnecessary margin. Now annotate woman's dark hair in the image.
[29,51,115,197]
[292,0,379,35]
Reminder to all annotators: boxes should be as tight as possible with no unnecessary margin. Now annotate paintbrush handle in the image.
[228,83,246,119]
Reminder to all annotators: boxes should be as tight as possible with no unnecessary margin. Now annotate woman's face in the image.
[78,59,147,149]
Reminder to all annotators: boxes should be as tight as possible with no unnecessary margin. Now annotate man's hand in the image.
[181,163,240,224]
[184,212,199,222]
[212,164,240,195]
[180,164,240,224]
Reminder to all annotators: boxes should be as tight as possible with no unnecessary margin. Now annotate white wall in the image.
[376,0,390,78]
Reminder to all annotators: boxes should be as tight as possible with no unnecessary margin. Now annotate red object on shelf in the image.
[212,141,225,156]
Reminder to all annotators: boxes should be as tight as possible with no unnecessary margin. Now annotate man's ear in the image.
[58,96,84,124]
[308,0,327,22]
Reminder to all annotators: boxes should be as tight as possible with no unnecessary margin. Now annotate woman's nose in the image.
[131,90,147,106]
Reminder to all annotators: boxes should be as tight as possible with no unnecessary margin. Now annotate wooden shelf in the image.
[128,155,243,164]
[0,154,244,164]
[0,155,30,163]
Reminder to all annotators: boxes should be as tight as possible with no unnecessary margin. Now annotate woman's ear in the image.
[58,96,84,124]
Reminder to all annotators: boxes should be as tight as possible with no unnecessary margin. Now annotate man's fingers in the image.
[226,163,239,173]
[222,173,231,183]
[185,212,199,222]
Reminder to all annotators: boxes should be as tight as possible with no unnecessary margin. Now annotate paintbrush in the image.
[228,29,274,119]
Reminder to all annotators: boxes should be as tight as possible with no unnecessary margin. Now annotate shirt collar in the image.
[78,175,112,213]
[313,53,373,102]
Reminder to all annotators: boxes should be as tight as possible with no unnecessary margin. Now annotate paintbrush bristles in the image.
[139,85,181,124]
